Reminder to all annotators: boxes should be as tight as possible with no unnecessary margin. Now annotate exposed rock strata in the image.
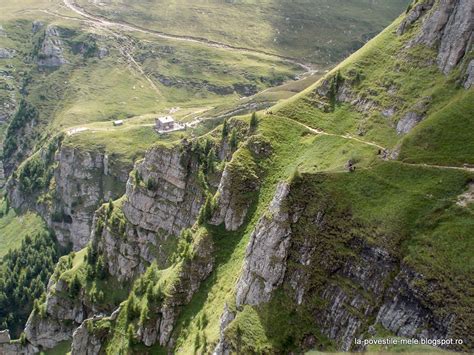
[37,26,67,68]
[235,182,291,306]
[403,0,473,74]
[97,144,206,281]
[8,144,129,250]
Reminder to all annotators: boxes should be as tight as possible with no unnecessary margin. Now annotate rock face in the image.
[123,145,203,238]
[8,144,129,250]
[235,182,291,306]
[464,60,474,89]
[0,330,10,343]
[218,174,470,352]
[37,26,67,68]
[158,233,214,346]
[0,342,38,355]
[25,279,86,349]
[396,111,424,134]
[404,0,473,74]
[376,265,453,341]
[71,319,103,355]
[211,145,262,231]
[97,144,206,282]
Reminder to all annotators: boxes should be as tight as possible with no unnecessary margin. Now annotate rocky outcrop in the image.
[37,26,67,68]
[213,304,235,355]
[211,146,262,231]
[25,279,86,349]
[235,182,291,306]
[97,143,206,281]
[219,178,402,351]
[376,265,455,341]
[404,0,473,74]
[396,112,424,134]
[0,342,38,355]
[464,59,474,89]
[0,48,15,59]
[71,319,103,355]
[397,0,435,35]
[8,144,129,250]
[157,233,214,346]
[0,330,10,343]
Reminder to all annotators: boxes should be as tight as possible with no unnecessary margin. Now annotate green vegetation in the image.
[40,340,72,355]
[76,0,410,65]
[0,0,473,353]
[0,198,47,259]
[0,231,60,337]
[399,89,474,165]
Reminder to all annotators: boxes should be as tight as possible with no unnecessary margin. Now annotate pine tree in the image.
[230,128,238,150]
[206,147,216,174]
[69,274,81,297]
[222,119,229,139]
[250,112,258,131]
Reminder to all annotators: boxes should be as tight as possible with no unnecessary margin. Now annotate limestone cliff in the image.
[96,142,206,282]
[8,141,129,250]
[37,25,67,68]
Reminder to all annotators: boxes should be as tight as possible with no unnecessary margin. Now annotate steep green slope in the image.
[1,0,472,354]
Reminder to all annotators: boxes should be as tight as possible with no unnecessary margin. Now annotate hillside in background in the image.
[75,0,411,65]
[0,0,473,354]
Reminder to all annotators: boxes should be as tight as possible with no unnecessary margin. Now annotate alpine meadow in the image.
[0,0,473,354]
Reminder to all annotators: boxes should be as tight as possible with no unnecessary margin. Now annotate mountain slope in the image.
[0,0,473,354]
[74,0,411,65]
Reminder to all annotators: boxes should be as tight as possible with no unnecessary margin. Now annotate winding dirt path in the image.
[288,118,474,173]
[62,0,312,72]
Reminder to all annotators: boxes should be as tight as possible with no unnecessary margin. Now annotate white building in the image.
[155,116,175,131]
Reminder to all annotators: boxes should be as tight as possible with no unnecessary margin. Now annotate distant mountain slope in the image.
[75,0,411,65]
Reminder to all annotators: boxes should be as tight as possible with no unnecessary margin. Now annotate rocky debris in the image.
[457,182,474,207]
[0,25,5,37]
[464,60,474,89]
[37,26,67,68]
[346,159,356,172]
[235,182,291,306]
[153,73,258,97]
[396,111,423,134]
[381,107,396,118]
[71,320,103,355]
[376,265,454,342]
[407,0,473,74]
[25,279,86,349]
[0,330,10,343]
[232,83,258,97]
[0,48,15,59]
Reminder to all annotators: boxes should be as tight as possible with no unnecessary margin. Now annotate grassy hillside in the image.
[0,198,46,259]
[76,0,411,65]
